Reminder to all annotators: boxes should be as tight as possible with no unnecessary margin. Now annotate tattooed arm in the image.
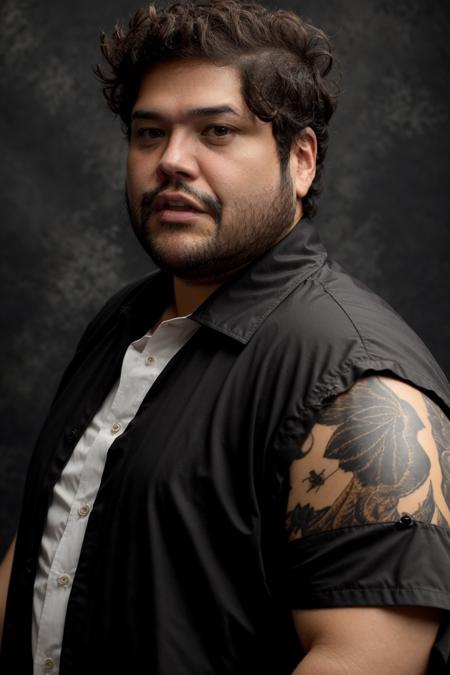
[286,376,450,675]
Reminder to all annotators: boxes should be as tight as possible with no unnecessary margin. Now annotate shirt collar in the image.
[122,219,327,345]
[192,219,327,344]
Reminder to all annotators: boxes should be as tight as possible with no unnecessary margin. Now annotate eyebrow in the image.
[131,105,241,123]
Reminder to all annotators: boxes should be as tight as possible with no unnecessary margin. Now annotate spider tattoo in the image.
[302,468,339,493]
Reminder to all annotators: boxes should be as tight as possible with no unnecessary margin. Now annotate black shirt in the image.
[2,220,450,674]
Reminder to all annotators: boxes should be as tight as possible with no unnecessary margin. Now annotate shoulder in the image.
[264,261,450,412]
[75,273,157,351]
[272,260,416,351]
[51,273,157,400]
[86,273,156,326]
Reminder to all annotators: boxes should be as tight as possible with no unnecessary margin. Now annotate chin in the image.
[145,237,209,272]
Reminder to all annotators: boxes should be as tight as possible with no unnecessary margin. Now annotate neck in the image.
[172,276,222,316]
[152,272,230,332]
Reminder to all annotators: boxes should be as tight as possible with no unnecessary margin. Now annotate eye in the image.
[135,127,165,141]
[202,125,235,140]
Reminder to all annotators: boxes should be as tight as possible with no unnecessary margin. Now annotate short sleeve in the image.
[285,520,450,609]
[284,520,450,671]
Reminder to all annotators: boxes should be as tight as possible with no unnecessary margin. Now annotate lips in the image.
[153,192,204,213]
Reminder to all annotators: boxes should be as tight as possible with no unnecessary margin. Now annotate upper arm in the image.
[285,376,450,672]
[286,375,450,539]
[290,605,442,675]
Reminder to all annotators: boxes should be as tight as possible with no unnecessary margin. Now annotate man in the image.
[1,1,449,673]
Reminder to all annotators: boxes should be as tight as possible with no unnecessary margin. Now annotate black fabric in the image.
[2,220,450,675]
[285,520,450,608]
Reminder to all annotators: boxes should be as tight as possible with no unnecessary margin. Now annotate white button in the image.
[42,657,55,671]
[78,503,91,518]
[111,421,122,434]
[145,355,155,366]
[57,574,70,587]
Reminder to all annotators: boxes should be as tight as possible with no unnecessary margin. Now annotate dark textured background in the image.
[1,0,449,557]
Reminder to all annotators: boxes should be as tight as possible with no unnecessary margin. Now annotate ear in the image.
[291,127,317,200]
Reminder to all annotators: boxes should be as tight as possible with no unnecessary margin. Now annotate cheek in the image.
[219,158,281,206]
[242,142,282,183]
[216,152,277,195]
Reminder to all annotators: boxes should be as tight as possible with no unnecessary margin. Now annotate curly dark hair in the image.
[96,0,338,219]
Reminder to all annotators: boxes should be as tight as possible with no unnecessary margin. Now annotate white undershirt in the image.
[32,315,199,675]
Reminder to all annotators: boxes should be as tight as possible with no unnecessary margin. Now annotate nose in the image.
[157,130,199,182]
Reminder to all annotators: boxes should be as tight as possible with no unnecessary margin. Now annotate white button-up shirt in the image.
[32,315,198,675]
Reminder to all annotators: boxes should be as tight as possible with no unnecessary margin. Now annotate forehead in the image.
[133,58,248,117]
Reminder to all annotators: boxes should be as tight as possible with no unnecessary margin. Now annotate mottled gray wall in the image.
[1,0,449,556]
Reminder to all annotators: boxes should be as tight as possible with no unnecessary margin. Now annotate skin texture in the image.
[286,376,449,673]
[290,605,443,675]
[125,57,317,315]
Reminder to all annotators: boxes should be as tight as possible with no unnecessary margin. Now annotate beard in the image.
[125,168,297,283]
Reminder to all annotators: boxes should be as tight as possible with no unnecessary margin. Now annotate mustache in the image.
[141,182,222,223]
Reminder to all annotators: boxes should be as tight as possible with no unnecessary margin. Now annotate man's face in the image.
[126,58,302,282]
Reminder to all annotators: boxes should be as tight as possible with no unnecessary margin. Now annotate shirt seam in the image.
[309,586,450,596]
[317,281,372,360]
[289,520,450,542]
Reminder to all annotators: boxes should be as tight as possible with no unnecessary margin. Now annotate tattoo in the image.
[302,468,340,493]
[286,503,329,538]
[423,396,450,512]
[411,481,435,522]
[286,378,434,538]
[296,432,314,460]
[436,507,448,528]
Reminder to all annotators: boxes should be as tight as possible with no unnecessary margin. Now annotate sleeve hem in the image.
[290,586,450,610]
